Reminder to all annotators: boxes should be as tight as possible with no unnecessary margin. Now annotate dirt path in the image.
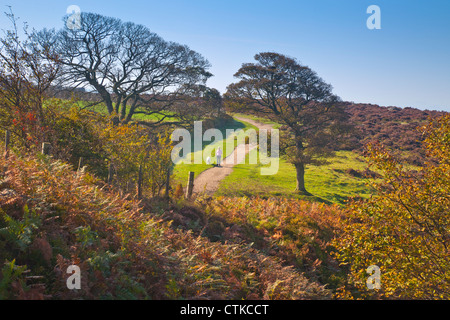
[233,115,275,131]
[192,116,274,196]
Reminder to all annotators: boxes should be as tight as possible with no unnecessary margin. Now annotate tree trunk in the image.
[294,162,309,195]
[293,132,310,195]
[124,100,138,124]
[119,98,128,121]
[87,76,118,125]
[89,80,114,115]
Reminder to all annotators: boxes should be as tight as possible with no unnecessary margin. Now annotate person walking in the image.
[216,147,223,167]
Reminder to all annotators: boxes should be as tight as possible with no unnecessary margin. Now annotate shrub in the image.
[45,99,109,178]
[333,114,450,299]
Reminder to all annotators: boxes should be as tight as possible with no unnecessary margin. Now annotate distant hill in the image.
[233,101,447,166]
[342,103,447,165]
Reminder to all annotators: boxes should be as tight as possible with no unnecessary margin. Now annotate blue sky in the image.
[1,0,450,111]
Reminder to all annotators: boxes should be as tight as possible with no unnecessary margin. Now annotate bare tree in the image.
[35,12,212,126]
[0,8,60,147]
[226,52,350,194]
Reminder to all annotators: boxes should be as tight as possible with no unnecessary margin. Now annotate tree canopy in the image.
[226,52,350,193]
[35,12,213,126]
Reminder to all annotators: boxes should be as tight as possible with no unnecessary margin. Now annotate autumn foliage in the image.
[1,10,448,300]
[334,114,450,299]
[196,197,347,289]
[101,122,174,197]
[0,153,334,300]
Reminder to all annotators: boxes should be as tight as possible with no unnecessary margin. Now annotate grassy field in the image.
[59,100,378,204]
[215,149,377,205]
[68,100,178,122]
[172,118,258,185]
[172,114,378,205]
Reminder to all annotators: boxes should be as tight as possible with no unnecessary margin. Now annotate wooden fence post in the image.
[185,171,195,199]
[41,142,51,155]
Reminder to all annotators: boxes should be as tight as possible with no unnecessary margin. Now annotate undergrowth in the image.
[0,153,331,300]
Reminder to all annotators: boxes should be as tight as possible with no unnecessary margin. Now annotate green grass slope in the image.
[216,149,376,205]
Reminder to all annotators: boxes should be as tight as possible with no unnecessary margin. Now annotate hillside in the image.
[2,107,448,300]
[343,103,447,165]
[0,3,448,303]
[0,152,344,300]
